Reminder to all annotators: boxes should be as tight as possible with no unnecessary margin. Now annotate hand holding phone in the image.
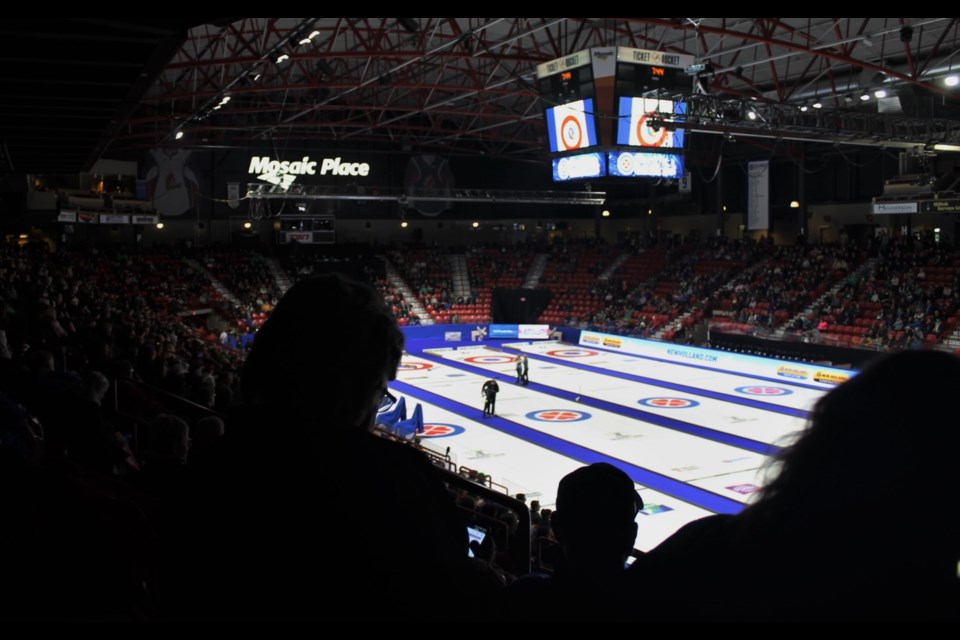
[466,524,487,558]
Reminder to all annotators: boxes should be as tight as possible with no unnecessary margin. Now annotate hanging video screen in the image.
[616,97,686,149]
[544,99,600,153]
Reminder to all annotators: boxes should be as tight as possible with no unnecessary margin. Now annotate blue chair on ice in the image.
[392,403,424,440]
[376,395,407,429]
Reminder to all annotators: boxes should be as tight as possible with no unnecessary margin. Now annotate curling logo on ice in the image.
[248,156,371,191]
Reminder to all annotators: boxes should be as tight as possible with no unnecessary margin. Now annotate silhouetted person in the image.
[161,273,474,619]
[630,350,960,621]
[482,379,499,417]
[506,462,642,620]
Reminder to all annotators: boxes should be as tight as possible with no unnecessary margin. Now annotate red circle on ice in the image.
[639,397,699,409]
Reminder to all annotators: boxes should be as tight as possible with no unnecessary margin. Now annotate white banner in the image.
[578,330,853,390]
[58,210,77,222]
[747,160,770,231]
[100,214,130,224]
[131,214,159,225]
[872,201,917,214]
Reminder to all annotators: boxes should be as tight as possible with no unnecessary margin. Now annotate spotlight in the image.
[174,131,184,140]
[874,89,888,98]
[945,76,960,87]
[812,101,823,109]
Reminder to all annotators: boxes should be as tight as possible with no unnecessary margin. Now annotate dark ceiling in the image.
[2,18,960,176]
[0,18,234,174]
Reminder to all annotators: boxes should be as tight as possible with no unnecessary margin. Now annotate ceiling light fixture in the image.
[298,29,320,46]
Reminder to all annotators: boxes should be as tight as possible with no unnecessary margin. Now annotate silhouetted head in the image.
[552,462,643,574]
[240,273,404,430]
[145,413,191,466]
[751,350,960,552]
[24,349,55,373]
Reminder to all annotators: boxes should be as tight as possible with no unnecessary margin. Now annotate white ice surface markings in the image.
[396,354,768,504]
[424,345,808,447]
[403,397,715,552]
[505,341,827,413]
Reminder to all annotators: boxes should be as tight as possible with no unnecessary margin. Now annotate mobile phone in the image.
[466,524,487,558]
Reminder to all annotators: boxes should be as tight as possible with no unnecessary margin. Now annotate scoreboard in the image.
[537,46,696,182]
[537,49,595,103]
[538,49,600,154]
[615,47,693,96]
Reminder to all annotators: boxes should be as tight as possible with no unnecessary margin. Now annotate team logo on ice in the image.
[734,386,793,396]
[526,410,592,422]
[398,361,434,371]
[638,397,699,409]
[419,423,465,438]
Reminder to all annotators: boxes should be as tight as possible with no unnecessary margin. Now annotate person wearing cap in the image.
[551,462,643,583]
[505,462,642,620]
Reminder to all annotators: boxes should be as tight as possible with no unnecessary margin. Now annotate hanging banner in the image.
[58,209,77,222]
[227,182,240,209]
[747,160,770,231]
